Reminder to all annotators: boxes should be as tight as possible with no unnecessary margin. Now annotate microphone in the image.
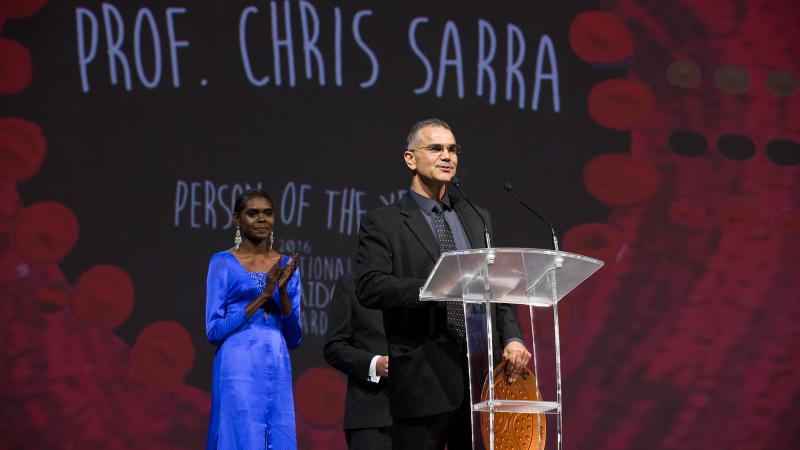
[503,182,560,253]
[451,176,492,248]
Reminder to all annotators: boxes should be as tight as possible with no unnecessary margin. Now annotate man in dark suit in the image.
[356,118,531,449]
[324,272,392,449]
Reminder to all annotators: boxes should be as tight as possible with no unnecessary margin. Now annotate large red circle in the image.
[0,0,47,19]
[130,321,196,391]
[583,153,661,206]
[563,223,623,263]
[569,11,635,65]
[294,367,346,427]
[70,265,134,329]
[588,79,655,130]
[11,201,79,263]
[0,38,33,94]
[0,117,47,182]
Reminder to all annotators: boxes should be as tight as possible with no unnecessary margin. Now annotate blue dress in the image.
[205,251,302,449]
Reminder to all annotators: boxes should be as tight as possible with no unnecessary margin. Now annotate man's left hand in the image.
[502,341,531,383]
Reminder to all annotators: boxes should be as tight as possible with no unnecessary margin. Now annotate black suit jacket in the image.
[323,272,392,430]
[355,192,523,418]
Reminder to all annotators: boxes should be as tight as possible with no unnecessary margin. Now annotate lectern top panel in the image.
[420,248,603,306]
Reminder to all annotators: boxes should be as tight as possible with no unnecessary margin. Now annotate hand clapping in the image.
[245,252,301,318]
[276,252,300,291]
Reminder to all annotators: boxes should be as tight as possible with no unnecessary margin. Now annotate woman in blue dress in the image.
[205,189,302,449]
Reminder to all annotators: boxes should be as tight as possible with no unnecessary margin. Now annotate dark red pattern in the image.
[11,202,78,264]
[0,118,47,182]
[563,222,624,262]
[1,4,209,445]
[295,367,347,428]
[0,245,209,449]
[569,11,635,65]
[0,0,47,19]
[0,38,32,94]
[583,153,661,206]
[130,321,197,391]
[70,265,134,329]
[563,1,800,448]
[588,78,656,130]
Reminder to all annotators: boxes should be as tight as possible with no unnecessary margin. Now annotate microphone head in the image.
[451,176,462,187]
[504,182,513,192]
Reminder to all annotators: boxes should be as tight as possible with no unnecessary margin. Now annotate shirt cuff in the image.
[503,337,524,347]
[367,355,381,383]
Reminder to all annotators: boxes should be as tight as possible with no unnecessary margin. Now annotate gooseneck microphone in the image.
[451,176,492,248]
[503,182,560,252]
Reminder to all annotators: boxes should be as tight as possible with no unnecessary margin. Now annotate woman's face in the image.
[235,196,275,242]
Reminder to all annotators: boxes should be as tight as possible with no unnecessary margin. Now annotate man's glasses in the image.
[413,143,462,156]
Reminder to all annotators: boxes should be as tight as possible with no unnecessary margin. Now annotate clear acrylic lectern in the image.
[420,248,603,450]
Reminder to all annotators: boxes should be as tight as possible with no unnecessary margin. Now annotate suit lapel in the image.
[400,195,439,262]
[453,195,486,248]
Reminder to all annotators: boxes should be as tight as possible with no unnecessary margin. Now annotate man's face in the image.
[404,126,458,185]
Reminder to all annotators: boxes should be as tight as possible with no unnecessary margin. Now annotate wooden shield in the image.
[479,360,546,450]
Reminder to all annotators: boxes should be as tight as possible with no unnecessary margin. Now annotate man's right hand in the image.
[376,355,389,377]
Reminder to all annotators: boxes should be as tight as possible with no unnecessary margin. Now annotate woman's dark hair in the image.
[233,189,273,215]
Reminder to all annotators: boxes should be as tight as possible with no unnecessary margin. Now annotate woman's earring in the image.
[234,226,242,251]
[269,231,274,251]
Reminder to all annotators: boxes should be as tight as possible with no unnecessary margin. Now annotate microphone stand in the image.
[451,177,493,262]
[505,181,566,450]
[504,183,562,267]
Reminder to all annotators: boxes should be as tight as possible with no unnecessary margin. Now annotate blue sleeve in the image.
[280,267,303,350]
[205,254,249,346]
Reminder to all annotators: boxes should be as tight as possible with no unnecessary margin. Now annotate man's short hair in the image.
[406,118,452,150]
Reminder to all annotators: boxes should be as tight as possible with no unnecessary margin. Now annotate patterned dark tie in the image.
[432,203,466,343]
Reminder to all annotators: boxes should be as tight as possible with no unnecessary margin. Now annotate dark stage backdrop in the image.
[1,0,798,449]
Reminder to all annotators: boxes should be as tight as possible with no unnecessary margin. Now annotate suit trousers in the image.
[391,366,473,450]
